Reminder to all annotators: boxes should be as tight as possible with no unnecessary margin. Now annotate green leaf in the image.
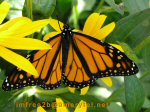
[140,72,150,97]
[106,8,150,48]
[134,40,150,93]
[106,86,125,103]
[139,43,150,71]
[143,98,150,109]
[107,102,125,112]
[0,0,4,4]
[118,42,142,63]
[144,108,150,112]
[134,36,150,55]
[140,71,150,80]
[123,0,149,14]
[124,76,145,112]
[104,0,124,15]
[52,0,72,23]
[145,108,150,112]
[23,0,56,20]
[0,79,18,112]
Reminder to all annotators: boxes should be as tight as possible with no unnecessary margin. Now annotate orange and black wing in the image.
[2,35,62,91]
[73,32,139,78]
[63,43,96,89]
[63,32,138,89]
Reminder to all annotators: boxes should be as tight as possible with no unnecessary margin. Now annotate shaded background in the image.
[0,0,150,112]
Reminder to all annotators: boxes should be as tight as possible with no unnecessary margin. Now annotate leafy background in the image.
[0,0,150,112]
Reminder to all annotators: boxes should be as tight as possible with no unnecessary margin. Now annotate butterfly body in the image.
[2,24,139,91]
[61,24,73,72]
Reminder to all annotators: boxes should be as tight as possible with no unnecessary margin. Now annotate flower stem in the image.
[72,0,79,29]
[26,0,33,20]
[26,0,33,39]
[95,0,105,13]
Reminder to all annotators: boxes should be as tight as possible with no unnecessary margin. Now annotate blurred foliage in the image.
[23,0,56,20]
[0,0,150,112]
[124,76,145,112]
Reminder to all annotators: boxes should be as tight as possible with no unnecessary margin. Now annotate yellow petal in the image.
[0,1,10,24]
[74,100,87,112]
[68,87,76,93]
[13,19,50,38]
[56,98,68,112]
[0,30,12,38]
[72,29,83,33]
[0,19,50,38]
[80,86,89,95]
[101,77,112,87]
[49,18,64,32]
[0,46,38,76]
[0,37,51,50]
[110,43,124,52]
[94,22,115,40]
[0,17,32,32]
[43,31,60,41]
[37,106,46,112]
[83,13,107,36]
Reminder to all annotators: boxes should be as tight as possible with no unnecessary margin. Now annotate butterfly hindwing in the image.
[2,35,62,91]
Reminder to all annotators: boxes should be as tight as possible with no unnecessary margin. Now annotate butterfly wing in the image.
[73,32,139,78]
[63,43,96,89]
[2,35,62,91]
[63,32,138,89]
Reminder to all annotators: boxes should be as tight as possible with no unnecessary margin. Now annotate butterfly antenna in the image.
[56,14,63,31]
[58,20,63,31]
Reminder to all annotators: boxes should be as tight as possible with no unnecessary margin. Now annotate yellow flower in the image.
[37,106,46,112]
[37,98,87,112]
[0,1,51,77]
[45,13,124,95]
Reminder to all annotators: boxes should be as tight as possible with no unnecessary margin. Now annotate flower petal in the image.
[37,106,46,112]
[12,19,50,38]
[0,19,50,38]
[80,86,89,95]
[43,31,59,41]
[74,100,87,112]
[110,43,124,52]
[0,30,12,38]
[101,77,112,87]
[56,98,68,112]
[94,22,115,40]
[49,18,64,32]
[0,17,32,32]
[68,87,76,93]
[72,29,81,32]
[0,46,38,77]
[0,1,10,24]
[83,13,107,36]
[0,37,51,50]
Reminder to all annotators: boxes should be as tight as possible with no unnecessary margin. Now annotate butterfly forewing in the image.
[2,35,62,91]
[73,32,139,79]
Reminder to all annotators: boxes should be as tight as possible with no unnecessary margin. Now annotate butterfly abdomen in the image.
[61,26,73,72]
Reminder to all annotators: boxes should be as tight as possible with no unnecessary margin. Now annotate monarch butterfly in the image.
[2,24,139,91]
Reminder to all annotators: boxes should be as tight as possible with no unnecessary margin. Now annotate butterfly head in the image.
[62,24,73,39]
[63,24,72,32]
[63,24,69,29]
